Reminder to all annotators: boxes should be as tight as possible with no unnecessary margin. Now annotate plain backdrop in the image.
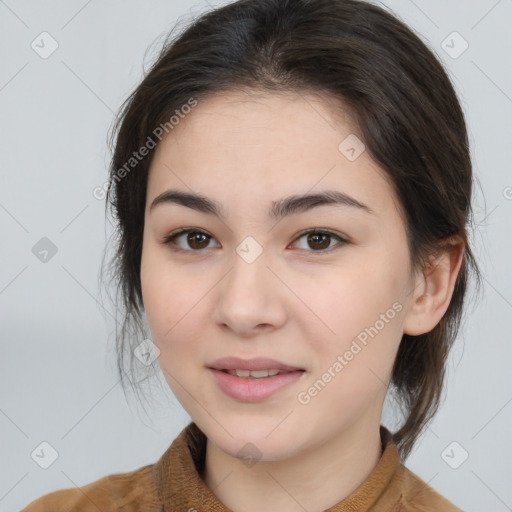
[1,0,511,510]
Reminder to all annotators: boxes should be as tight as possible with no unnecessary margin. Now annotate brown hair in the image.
[100,0,482,460]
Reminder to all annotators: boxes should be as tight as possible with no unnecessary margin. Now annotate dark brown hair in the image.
[100,0,482,460]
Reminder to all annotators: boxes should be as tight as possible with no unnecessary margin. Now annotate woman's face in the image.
[141,90,417,460]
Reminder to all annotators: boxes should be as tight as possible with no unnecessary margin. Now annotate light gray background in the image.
[1,1,511,510]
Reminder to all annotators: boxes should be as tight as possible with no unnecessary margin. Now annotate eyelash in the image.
[161,227,348,255]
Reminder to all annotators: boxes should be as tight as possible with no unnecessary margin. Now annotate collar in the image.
[154,422,403,511]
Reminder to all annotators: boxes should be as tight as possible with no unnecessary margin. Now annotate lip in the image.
[208,368,305,402]
[207,356,304,372]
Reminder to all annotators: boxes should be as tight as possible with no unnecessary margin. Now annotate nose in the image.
[211,248,288,337]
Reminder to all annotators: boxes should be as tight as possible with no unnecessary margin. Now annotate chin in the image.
[203,421,301,461]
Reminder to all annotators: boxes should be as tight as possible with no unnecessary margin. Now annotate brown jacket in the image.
[22,422,461,511]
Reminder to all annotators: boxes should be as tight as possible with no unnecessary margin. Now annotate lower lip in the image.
[208,368,305,402]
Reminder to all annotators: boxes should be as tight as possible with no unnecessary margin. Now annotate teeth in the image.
[226,369,282,378]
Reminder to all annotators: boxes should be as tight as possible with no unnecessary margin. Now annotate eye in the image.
[290,229,347,253]
[162,227,347,254]
[162,228,219,252]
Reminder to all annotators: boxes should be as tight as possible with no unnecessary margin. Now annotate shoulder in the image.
[21,463,162,512]
[396,465,462,512]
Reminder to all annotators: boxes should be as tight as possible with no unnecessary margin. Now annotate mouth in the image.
[206,356,306,401]
[216,368,305,379]
[207,367,306,402]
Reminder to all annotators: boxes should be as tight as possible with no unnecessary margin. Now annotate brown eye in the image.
[292,229,347,253]
[307,232,331,250]
[163,228,218,252]
[186,232,210,250]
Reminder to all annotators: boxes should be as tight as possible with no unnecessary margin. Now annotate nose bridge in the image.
[225,238,271,305]
[212,237,286,333]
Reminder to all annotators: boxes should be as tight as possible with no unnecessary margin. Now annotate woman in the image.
[22,0,481,510]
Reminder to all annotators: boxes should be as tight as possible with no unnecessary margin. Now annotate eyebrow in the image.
[149,189,375,220]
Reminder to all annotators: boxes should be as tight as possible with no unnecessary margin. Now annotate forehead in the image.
[147,89,401,221]
[166,89,357,152]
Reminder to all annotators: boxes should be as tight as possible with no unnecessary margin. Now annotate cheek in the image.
[140,246,214,371]
[299,261,395,336]
[301,258,405,377]
[141,240,195,319]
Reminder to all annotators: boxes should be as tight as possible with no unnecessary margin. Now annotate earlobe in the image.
[403,237,465,336]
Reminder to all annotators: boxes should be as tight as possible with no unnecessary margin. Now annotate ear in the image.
[403,236,465,336]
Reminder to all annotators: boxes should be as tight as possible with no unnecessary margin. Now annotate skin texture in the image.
[140,89,464,512]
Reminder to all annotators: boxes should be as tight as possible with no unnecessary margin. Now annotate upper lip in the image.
[208,356,304,372]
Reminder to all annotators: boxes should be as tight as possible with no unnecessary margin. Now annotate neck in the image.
[202,418,382,512]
